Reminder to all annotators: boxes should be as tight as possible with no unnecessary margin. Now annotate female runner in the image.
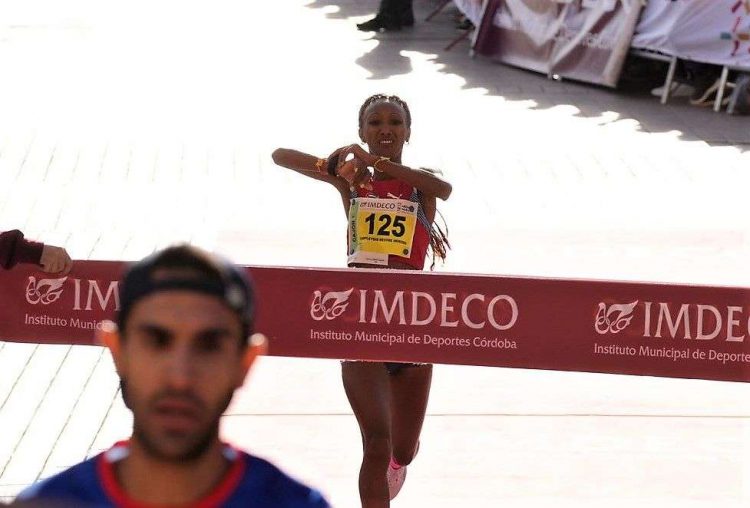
[272,94,451,508]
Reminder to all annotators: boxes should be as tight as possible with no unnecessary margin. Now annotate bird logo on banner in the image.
[25,276,67,305]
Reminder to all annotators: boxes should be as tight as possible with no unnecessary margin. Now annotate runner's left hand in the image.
[337,144,375,169]
[339,157,373,191]
[335,145,372,191]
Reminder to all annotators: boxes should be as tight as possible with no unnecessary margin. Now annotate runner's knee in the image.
[363,434,391,464]
[392,443,417,466]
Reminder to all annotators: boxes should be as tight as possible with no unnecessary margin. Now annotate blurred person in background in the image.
[17,245,330,508]
[357,0,414,32]
[0,230,72,275]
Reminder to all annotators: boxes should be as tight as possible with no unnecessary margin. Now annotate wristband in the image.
[372,156,390,172]
[314,158,326,173]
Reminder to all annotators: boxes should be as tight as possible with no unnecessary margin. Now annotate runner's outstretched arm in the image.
[271,148,344,187]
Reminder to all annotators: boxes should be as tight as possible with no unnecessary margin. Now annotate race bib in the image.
[348,197,418,266]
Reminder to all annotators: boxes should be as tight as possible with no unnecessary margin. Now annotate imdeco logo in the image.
[23,276,120,311]
[309,287,518,331]
[594,299,750,343]
[26,277,67,305]
[310,289,354,321]
[595,301,638,334]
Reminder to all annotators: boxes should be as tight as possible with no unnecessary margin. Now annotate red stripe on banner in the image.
[1,261,750,382]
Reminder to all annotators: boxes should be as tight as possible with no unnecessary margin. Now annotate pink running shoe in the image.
[387,458,407,500]
[387,441,419,500]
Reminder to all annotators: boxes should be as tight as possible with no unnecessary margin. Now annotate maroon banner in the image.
[2,262,750,382]
[473,0,643,87]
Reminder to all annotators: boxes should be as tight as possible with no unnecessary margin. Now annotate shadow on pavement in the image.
[305,0,749,150]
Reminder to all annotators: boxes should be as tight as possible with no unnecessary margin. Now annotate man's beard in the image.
[132,416,220,462]
[121,377,234,462]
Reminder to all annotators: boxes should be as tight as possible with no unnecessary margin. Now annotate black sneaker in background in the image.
[357,16,401,32]
[456,18,474,30]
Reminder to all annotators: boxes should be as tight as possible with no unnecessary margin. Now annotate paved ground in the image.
[1,0,749,506]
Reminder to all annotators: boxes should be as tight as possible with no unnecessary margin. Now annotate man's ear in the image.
[97,320,124,375]
[239,333,268,386]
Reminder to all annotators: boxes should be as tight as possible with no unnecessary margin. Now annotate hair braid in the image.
[428,211,451,271]
[358,94,412,130]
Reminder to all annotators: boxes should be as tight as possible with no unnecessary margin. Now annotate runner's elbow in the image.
[271,148,285,165]
[438,182,452,201]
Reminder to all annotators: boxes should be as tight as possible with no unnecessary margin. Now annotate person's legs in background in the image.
[684,61,730,107]
[727,73,750,115]
[357,0,414,32]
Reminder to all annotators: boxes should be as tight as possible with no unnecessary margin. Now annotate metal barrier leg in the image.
[425,0,451,22]
[445,29,473,51]
[661,56,677,105]
[714,66,730,112]
[469,0,488,60]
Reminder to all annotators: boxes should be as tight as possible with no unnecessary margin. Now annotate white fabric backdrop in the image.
[453,0,485,25]
[633,0,750,68]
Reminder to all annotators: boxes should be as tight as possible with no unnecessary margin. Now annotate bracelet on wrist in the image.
[372,156,390,172]
[314,158,326,174]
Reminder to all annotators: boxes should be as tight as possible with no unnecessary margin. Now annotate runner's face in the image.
[119,291,247,462]
[360,101,410,160]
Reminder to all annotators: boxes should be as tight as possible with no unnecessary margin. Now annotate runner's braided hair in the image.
[358,94,412,129]
[358,94,450,270]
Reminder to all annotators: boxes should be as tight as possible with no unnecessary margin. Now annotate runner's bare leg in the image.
[389,365,432,466]
[342,362,392,508]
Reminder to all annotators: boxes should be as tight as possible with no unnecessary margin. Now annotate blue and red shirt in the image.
[18,441,330,508]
